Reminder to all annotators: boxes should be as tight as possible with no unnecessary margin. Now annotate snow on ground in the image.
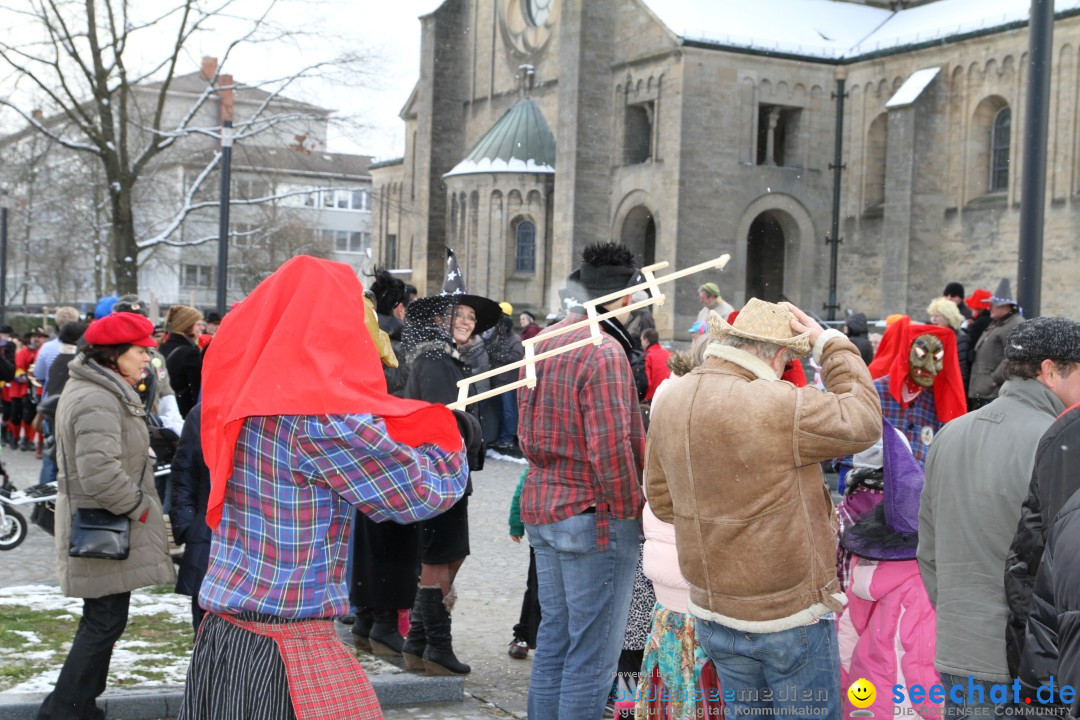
[8,630,41,643]
[0,584,400,696]
[484,449,527,466]
[0,585,192,695]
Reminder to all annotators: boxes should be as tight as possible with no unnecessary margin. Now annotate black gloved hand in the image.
[451,409,483,471]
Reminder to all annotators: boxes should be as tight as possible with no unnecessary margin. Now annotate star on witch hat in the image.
[405,248,502,335]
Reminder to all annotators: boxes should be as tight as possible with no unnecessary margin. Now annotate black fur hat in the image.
[566,243,641,303]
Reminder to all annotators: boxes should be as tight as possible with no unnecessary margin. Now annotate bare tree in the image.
[0,0,372,294]
[1,123,106,305]
[228,208,335,295]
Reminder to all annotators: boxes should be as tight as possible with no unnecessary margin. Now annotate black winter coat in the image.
[485,317,525,387]
[1006,405,1080,683]
[845,313,874,365]
[1020,485,1080,715]
[161,333,202,418]
[404,338,482,492]
[956,328,972,394]
[0,342,15,382]
[966,311,993,353]
[170,403,212,598]
[378,314,408,397]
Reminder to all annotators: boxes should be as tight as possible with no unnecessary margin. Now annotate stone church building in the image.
[370,0,1080,337]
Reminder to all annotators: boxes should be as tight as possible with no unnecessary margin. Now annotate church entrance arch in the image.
[734,194,814,306]
[746,212,786,302]
[619,205,656,266]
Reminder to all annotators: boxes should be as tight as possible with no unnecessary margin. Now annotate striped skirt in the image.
[177,612,298,720]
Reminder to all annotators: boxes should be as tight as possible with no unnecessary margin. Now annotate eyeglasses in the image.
[452,310,477,324]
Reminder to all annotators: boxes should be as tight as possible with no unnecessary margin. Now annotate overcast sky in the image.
[0,0,436,160]
[201,0,437,159]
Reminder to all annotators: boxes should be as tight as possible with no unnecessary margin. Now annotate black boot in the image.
[350,607,373,652]
[367,608,405,656]
[419,587,470,676]
[401,593,427,672]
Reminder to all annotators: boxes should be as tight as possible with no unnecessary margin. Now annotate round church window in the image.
[499,0,558,58]
[526,0,552,27]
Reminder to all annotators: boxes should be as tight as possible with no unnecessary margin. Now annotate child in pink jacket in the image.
[837,420,938,719]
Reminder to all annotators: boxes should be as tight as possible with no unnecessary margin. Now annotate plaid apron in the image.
[217,613,382,720]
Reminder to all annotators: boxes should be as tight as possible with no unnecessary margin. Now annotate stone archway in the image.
[733,194,816,307]
[746,212,786,302]
[619,204,657,266]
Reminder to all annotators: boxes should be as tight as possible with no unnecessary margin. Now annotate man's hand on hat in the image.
[780,302,825,346]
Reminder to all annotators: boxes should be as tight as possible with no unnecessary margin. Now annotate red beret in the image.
[84,313,157,348]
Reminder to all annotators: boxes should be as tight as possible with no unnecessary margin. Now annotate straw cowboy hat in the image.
[706,297,812,357]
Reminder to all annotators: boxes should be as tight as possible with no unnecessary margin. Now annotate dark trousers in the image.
[38,592,131,720]
[513,546,541,648]
[191,596,205,636]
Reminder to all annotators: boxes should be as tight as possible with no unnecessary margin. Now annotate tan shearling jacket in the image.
[646,331,881,632]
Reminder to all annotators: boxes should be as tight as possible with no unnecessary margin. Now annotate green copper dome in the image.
[445,98,555,177]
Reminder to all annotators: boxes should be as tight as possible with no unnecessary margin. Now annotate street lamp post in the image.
[216,120,234,316]
[0,188,8,325]
[1018,0,1054,318]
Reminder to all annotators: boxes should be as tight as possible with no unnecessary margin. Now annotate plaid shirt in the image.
[517,313,645,545]
[875,376,942,468]
[200,414,467,618]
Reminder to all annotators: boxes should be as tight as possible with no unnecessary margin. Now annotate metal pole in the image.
[826,75,846,322]
[0,189,8,325]
[1018,0,1053,318]
[216,120,234,315]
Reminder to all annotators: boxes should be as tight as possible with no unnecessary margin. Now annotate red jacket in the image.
[10,346,38,400]
[643,342,671,402]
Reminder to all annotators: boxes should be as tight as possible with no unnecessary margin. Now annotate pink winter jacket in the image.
[838,557,938,719]
[642,501,691,614]
[642,380,692,615]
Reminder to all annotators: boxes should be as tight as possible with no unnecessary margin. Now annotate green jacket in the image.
[509,471,526,537]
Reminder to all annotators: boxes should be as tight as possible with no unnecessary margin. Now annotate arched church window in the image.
[515,220,536,274]
[990,107,1010,192]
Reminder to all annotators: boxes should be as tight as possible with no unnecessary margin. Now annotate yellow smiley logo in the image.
[848,678,876,708]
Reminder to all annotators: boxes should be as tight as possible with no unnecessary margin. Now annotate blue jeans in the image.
[696,617,841,718]
[939,672,1011,717]
[525,514,641,720]
[494,388,517,444]
[39,454,58,485]
[38,419,57,486]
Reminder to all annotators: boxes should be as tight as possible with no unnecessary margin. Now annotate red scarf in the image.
[1061,402,1080,420]
[201,256,462,529]
[868,316,966,423]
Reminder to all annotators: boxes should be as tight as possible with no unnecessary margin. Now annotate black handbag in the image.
[59,442,139,561]
[68,508,130,560]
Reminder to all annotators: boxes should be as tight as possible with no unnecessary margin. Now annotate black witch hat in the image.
[406,249,502,335]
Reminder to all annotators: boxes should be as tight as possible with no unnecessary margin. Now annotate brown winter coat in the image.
[53,356,175,598]
[646,332,881,631]
[968,310,1024,401]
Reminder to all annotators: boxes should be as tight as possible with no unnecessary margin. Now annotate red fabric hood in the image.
[868,316,966,423]
[201,256,463,529]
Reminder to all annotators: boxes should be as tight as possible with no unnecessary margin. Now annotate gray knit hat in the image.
[1005,317,1080,363]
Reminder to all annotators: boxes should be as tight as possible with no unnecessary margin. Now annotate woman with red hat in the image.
[37,312,176,720]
